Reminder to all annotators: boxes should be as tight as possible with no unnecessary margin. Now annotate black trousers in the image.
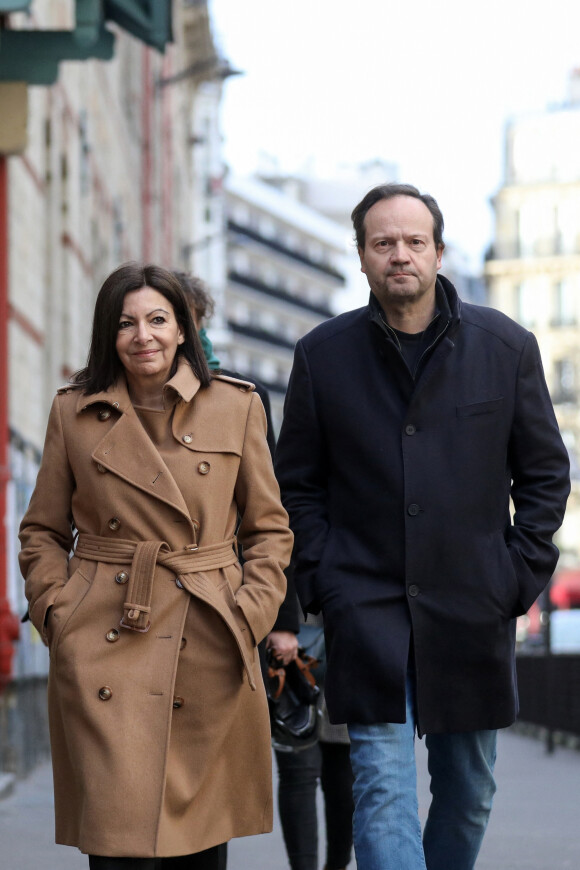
[275,741,354,870]
[88,843,226,870]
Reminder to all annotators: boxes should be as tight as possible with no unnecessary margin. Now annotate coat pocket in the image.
[456,397,504,418]
[49,560,94,657]
[486,530,520,617]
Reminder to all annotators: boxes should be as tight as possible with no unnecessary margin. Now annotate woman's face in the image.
[116,286,184,386]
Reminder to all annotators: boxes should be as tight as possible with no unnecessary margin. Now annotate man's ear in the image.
[436,244,444,270]
[358,246,366,274]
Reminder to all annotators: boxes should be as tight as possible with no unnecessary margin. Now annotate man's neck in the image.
[379,297,437,334]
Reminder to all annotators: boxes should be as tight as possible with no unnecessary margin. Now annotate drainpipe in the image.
[141,46,153,259]
[0,155,20,694]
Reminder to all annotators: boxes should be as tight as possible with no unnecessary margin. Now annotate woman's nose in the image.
[134,322,152,342]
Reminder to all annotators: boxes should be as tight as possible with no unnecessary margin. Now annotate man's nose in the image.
[391,241,409,262]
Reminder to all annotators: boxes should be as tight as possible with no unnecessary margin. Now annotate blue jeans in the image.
[347,675,497,870]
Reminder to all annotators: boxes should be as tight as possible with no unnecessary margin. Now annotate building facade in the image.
[484,69,580,565]
[0,0,227,777]
[220,175,347,432]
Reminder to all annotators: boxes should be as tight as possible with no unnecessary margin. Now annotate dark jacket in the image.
[275,276,570,734]
[221,368,299,634]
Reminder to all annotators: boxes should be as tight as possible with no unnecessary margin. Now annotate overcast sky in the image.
[210,0,580,273]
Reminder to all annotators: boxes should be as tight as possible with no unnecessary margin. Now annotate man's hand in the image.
[266,630,299,665]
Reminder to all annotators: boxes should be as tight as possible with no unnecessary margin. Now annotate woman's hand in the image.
[266,630,299,666]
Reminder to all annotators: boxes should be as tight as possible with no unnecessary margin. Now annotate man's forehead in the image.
[364,196,435,235]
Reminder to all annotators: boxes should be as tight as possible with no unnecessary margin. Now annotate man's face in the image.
[358,195,443,314]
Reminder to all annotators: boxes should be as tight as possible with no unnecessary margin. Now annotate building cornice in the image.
[484,255,580,278]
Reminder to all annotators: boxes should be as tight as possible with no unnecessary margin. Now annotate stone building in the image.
[484,69,580,564]
[0,0,227,777]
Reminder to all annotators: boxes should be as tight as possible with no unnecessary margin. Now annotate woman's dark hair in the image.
[172,271,215,325]
[351,183,445,251]
[71,262,212,394]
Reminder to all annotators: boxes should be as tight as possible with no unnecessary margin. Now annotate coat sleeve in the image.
[274,340,330,614]
[507,331,570,615]
[18,394,76,641]
[233,392,293,644]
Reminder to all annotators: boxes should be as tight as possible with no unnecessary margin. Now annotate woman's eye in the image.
[118,321,132,330]
[151,316,166,325]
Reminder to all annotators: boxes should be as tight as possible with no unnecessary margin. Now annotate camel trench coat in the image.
[19,362,293,857]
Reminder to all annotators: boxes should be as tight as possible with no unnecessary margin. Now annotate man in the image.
[275,183,570,870]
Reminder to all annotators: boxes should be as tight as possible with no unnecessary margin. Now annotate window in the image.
[552,280,576,327]
[553,359,576,403]
[516,283,536,328]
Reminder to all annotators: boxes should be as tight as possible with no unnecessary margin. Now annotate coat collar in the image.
[77,359,205,521]
[367,273,460,333]
[366,275,461,391]
[75,356,202,414]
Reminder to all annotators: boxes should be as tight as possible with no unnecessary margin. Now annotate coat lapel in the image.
[78,377,191,519]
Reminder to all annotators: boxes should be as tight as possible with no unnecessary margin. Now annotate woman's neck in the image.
[125,374,166,410]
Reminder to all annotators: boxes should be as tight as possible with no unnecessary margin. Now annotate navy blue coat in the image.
[275,277,570,734]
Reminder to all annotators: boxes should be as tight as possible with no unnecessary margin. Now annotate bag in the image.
[265,648,321,752]
[297,622,326,685]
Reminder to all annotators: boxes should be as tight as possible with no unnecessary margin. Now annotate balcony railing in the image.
[227,320,297,351]
[228,219,346,283]
[487,238,580,260]
[228,270,334,318]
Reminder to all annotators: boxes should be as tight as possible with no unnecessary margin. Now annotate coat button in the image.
[182,434,192,444]
[98,409,111,421]
[407,504,420,516]
[106,629,120,642]
[98,686,113,701]
[108,517,121,531]
[405,424,416,436]
[96,463,107,473]
[173,696,184,709]
[180,637,187,650]
[115,571,129,585]
[408,585,420,597]
[198,461,210,474]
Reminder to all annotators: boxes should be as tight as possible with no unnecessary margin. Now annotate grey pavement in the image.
[1,727,578,869]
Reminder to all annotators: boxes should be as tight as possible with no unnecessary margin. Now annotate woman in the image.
[19,263,293,869]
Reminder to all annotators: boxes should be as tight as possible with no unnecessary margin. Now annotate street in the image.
[1,726,578,869]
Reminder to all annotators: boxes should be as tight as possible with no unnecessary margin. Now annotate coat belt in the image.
[75,534,239,632]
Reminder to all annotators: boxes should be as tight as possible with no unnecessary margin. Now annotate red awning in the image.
[551,570,580,609]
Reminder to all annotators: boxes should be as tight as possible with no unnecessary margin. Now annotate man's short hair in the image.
[351,183,445,251]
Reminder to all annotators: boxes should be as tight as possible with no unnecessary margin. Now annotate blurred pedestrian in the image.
[174,270,354,870]
[274,614,354,870]
[276,183,570,870]
[19,262,293,869]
